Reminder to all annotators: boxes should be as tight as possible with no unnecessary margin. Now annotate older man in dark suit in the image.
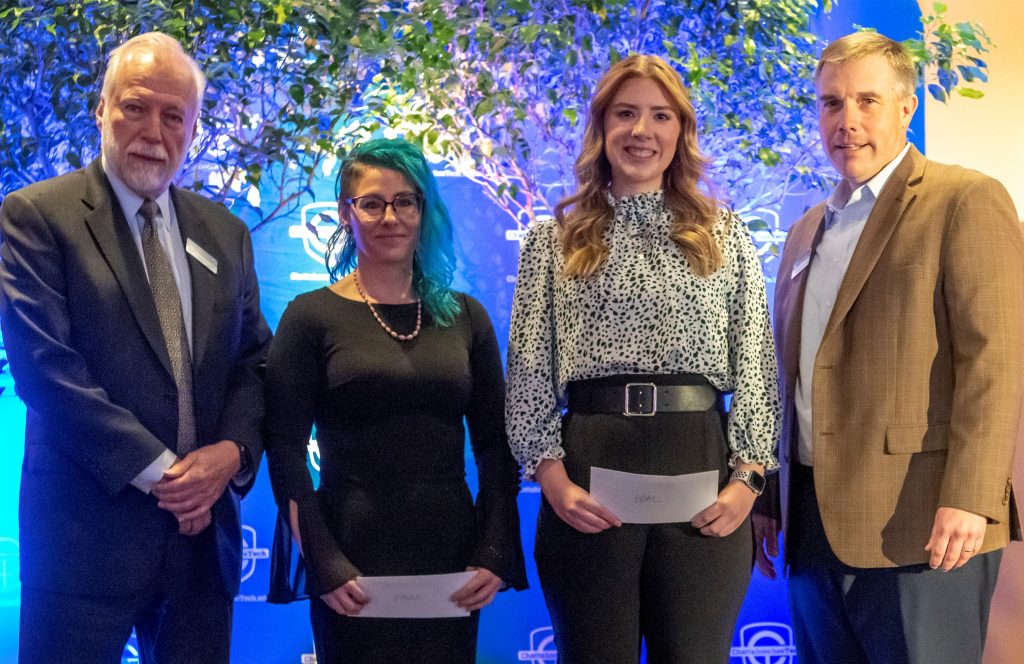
[0,32,271,663]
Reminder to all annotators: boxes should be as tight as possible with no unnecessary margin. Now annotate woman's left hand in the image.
[691,481,757,537]
[451,567,502,612]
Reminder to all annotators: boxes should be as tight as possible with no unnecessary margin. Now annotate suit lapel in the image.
[779,207,827,390]
[172,188,218,372]
[81,161,175,378]
[823,146,924,339]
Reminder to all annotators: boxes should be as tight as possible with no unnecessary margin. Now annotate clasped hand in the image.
[537,459,758,538]
[691,481,758,537]
[321,568,502,617]
[535,460,621,533]
[152,440,241,536]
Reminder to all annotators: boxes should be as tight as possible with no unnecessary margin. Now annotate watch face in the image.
[749,471,766,493]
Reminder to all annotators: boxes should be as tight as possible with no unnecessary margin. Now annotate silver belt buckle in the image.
[623,383,657,416]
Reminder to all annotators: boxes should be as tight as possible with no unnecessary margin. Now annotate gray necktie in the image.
[139,199,196,455]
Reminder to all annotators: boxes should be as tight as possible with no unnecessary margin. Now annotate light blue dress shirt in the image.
[794,143,911,466]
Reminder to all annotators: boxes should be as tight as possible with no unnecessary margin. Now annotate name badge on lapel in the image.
[185,238,218,275]
[791,251,811,279]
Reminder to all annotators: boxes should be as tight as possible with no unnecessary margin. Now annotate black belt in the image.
[567,381,718,416]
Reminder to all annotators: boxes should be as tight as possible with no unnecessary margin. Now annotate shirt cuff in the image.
[130,449,178,494]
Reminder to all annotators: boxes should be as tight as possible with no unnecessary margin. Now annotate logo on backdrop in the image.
[518,626,557,662]
[240,524,270,584]
[307,435,321,473]
[0,536,20,606]
[120,633,140,664]
[288,202,338,282]
[729,621,797,663]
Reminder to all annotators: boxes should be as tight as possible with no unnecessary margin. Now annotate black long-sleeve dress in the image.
[264,288,527,663]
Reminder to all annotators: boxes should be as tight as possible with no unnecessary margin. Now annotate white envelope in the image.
[352,571,476,619]
[589,466,719,524]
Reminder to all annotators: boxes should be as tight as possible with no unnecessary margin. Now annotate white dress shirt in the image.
[795,143,911,465]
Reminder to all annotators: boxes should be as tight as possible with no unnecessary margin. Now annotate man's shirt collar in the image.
[826,142,912,215]
[101,154,172,231]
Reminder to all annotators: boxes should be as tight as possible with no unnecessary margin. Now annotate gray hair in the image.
[101,32,207,113]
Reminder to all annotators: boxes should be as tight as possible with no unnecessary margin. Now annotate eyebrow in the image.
[818,91,884,102]
[609,102,676,112]
[354,190,418,198]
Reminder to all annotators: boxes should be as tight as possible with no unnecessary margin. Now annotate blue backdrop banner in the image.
[0,1,925,661]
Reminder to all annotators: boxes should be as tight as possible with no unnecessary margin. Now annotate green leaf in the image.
[521,24,540,44]
[743,36,755,57]
[746,218,770,232]
[473,97,495,118]
[274,2,288,24]
[933,2,948,14]
[757,147,780,167]
[956,87,984,99]
[247,28,266,48]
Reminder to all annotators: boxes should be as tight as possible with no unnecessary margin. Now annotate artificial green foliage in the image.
[303,0,993,266]
[0,0,995,257]
[902,2,992,103]
[0,0,361,229]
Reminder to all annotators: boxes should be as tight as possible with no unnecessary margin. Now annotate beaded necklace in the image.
[353,269,422,341]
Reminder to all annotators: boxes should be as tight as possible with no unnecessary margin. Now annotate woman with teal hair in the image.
[264,138,528,663]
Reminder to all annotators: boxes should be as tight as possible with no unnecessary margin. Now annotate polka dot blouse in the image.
[506,190,781,480]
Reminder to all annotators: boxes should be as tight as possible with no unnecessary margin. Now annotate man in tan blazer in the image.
[765,31,1024,662]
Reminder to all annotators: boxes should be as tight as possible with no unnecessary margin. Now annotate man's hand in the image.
[321,579,369,616]
[925,506,987,571]
[152,440,242,521]
[177,509,213,537]
[451,567,502,612]
[692,481,757,537]
[751,511,780,580]
[535,459,622,534]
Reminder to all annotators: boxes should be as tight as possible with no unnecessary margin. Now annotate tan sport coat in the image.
[773,145,1024,568]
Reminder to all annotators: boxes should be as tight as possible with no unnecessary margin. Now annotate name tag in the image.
[792,251,811,278]
[185,238,218,274]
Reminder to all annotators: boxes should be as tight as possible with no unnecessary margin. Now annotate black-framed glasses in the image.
[344,193,422,222]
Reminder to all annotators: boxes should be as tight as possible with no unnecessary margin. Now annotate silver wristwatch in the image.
[730,469,766,496]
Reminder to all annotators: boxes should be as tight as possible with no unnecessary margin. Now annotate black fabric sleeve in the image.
[462,294,528,591]
[264,296,361,599]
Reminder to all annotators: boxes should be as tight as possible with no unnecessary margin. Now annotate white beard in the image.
[100,118,175,198]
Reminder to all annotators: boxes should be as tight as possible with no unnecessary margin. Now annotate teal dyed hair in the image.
[326,138,460,327]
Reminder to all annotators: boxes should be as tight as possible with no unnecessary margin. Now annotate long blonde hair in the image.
[555,54,721,277]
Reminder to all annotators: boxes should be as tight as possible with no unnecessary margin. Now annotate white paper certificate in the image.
[589,467,719,524]
[351,571,476,619]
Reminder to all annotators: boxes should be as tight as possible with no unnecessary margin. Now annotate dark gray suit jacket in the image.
[0,159,272,598]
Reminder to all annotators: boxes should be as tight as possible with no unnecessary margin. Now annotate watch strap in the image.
[730,469,765,496]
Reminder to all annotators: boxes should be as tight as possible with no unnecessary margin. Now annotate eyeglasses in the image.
[344,193,423,222]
